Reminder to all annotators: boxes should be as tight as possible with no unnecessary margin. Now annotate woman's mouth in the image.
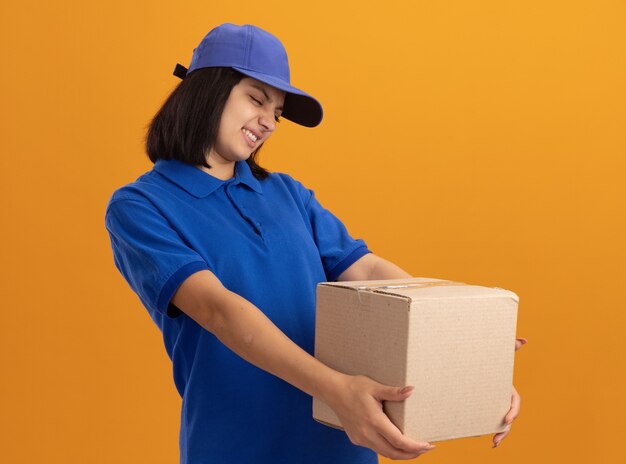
[242,128,258,147]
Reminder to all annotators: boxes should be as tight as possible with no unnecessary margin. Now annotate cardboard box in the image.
[313,277,519,443]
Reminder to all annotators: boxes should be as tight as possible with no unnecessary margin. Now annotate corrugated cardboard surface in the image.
[313,278,518,443]
[313,285,411,430]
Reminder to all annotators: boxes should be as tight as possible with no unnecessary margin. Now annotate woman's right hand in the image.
[324,374,436,460]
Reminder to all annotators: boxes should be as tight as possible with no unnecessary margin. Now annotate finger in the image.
[515,338,527,351]
[504,386,521,424]
[493,429,510,448]
[374,413,434,454]
[373,432,435,460]
[374,384,415,403]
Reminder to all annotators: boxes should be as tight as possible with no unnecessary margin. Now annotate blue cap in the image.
[174,23,323,127]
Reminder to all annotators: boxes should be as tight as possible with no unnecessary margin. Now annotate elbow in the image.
[203,292,253,344]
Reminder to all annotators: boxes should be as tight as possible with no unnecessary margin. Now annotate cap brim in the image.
[232,67,323,127]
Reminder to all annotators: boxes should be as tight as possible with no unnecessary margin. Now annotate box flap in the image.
[320,278,519,303]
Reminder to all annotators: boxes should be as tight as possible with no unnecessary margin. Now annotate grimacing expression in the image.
[211,77,286,163]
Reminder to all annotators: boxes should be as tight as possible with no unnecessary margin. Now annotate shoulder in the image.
[106,168,172,210]
[263,171,313,205]
[106,181,149,213]
[105,170,173,227]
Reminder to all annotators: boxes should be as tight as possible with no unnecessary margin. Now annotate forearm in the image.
[367,255,412,279]
[207,289,345,404]
[338,253,413,281]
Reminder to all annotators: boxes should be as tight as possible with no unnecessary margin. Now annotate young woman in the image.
[105,23,523,463]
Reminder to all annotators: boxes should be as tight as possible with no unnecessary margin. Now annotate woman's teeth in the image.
[243,129,258,142]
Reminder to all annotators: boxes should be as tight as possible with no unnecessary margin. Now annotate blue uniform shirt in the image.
[104,159,377,464]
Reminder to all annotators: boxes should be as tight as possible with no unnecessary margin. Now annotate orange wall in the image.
[1,1,624,463]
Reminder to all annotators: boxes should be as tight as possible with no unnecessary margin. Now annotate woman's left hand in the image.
[492,338,527,448]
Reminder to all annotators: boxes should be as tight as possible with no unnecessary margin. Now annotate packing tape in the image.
[354,280,467,304]
[355,280,467,291]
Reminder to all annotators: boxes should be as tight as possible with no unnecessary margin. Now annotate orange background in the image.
[2,1,625,463]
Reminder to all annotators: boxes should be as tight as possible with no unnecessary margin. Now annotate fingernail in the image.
[400,386,414,394]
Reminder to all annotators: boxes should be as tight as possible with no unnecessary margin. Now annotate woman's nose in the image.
[259,111,277,132]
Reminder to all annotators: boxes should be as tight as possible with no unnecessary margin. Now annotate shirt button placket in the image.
[226,183,264,240]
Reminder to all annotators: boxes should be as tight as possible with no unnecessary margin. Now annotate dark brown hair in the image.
[145,67,269,179]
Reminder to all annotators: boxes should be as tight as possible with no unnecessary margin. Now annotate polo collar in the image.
[234,159,263,194]
[153,159,263,198]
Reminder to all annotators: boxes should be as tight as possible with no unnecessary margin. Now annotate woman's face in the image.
[209,77,286,165]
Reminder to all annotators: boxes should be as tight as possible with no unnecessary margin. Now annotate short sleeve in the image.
[303,188,372,281]
[105,198,211,318]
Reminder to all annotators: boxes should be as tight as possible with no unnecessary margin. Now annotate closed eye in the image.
[251,94,281,123]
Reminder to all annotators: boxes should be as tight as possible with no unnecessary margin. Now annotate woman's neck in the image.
[197,154,236,180]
